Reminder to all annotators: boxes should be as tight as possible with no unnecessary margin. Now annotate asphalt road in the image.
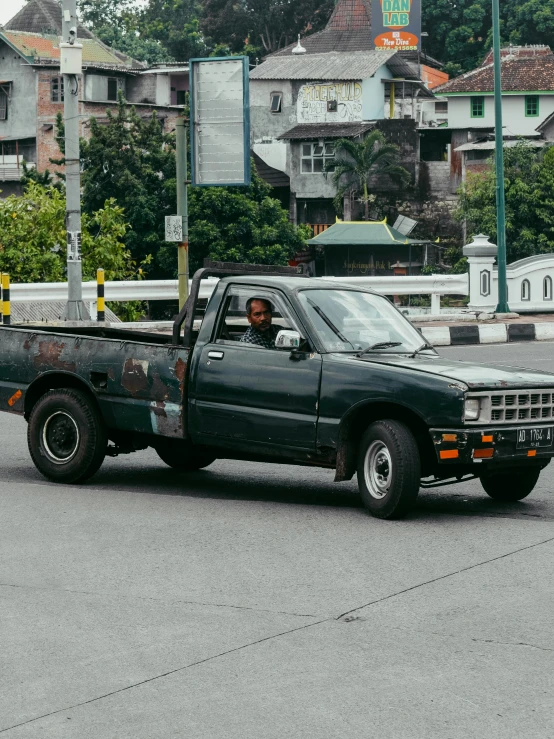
[2,342,554,738]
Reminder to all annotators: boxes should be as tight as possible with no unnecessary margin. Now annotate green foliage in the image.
[157,162,308,275]
[78,98,177,277]
[456,141,554,262]
[0,183,135,283]
[324,131,411,219]
[138,0,209,60]
[200,0,333,56]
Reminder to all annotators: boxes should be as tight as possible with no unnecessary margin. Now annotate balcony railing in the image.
[309,223,332,236]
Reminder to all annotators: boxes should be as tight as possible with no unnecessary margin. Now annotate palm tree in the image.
[324,130,411,220]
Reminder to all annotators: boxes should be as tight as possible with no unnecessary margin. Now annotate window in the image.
[51,76,64,103]
[471,96,484,118]
[215,286,301,347]
[176,90,186,105]
[544,276,553,301]
[270,92,282,113]
[301,141,335,173]
[526,95,539,117]
[521,279,531,301]
[0,90,7,120]
[435,101,448,113]
[107,78,118,101]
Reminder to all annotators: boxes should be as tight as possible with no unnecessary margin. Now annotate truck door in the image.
[189,286,321,452]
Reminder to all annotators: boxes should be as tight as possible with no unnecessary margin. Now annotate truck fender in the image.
[24,371,100,420]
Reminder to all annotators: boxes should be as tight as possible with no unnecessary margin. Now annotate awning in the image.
[278,122,375,141]
[383,79,436,100]
[454,139,545,152]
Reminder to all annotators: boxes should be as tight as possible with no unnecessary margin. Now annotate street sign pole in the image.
[61,0,89,320]
[175,117,189,310]
[492,0,510,313]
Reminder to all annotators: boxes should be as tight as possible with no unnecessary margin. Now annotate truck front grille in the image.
[467,389,554,425]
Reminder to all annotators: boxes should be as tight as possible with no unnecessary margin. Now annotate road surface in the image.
[1,342,554,738]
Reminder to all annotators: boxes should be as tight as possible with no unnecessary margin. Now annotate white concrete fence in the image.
[4,238,554,319]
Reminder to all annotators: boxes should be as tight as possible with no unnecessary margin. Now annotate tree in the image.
[324,131,411,220]
[138,0,209,61]
[456,142,554,262]
[78,98,177,277]
[200,0,334,56]
[157,162,311,275]
[0,182,134,283]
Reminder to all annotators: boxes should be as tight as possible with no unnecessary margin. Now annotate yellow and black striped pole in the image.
[97,269,105,322]
[2,273,10,326]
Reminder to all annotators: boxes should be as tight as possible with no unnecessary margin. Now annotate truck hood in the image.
[348,352,554,390]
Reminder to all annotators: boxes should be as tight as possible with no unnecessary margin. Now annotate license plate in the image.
[516,427,554,449]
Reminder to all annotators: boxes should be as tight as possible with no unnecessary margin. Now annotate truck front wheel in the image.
[28,389,107,484]
[357,420,421,519]
[481,468,541,501]
[155,440,215,471]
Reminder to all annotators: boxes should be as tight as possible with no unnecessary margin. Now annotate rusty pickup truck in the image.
[1,264,554,519]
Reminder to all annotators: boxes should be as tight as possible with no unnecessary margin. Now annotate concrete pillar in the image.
[463,234,498,312]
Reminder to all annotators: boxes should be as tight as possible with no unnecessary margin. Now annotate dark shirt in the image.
[240,324,280,349]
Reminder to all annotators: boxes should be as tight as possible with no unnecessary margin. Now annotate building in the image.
[429,45,554,192]
[0,0,188,196]
[249,0,440,229]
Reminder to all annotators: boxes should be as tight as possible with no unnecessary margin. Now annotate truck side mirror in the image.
[275,330,301,350]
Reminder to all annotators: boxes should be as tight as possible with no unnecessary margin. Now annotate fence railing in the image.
[1,274,469,322]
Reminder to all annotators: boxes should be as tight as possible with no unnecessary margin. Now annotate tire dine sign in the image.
[372,0,421,52]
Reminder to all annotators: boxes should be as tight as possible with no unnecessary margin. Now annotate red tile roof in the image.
[271,0,372,56]
[1,30,130,67]
[436,48,554,94]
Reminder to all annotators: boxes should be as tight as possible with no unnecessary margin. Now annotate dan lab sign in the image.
[372,0,421,52]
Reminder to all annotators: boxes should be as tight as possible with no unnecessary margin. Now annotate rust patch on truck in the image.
[121,358,149,395]
[150,400,183,437]
[151,372,170,401]
[32,341,76,372]
[174,358,187,394]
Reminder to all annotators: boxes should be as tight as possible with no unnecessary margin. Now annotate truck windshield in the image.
[298,288,426,354]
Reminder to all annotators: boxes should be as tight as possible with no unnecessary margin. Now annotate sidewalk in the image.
[413,313,554,346]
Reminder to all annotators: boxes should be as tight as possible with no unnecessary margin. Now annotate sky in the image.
[0,0,26,26]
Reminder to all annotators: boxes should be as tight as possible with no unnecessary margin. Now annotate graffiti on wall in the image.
[297,82,363,123]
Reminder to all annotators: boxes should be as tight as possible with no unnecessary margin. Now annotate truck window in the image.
[215,287,301,345]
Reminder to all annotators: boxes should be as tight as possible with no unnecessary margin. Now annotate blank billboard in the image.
[190,56,251,187]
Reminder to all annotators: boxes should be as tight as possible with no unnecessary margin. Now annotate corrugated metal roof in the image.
[454,139,545,152]
[278,122,376,140]
[1,30,127,67]
[10,302,120,323]
[250,51,396,81]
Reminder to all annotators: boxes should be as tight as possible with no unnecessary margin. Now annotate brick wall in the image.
[36,72,181,175]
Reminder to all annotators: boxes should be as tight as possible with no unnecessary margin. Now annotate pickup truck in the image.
[1,263,554,519]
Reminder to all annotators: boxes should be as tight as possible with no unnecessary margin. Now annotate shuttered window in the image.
[0,90,7,120]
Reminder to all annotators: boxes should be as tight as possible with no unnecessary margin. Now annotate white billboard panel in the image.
[191,57,251,187]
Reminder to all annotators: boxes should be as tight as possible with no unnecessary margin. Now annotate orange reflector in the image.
[442,434,458,442]
[481,435,493,443]
[474,448,494,459]
[528,450,537,457]
[440,449,459,459]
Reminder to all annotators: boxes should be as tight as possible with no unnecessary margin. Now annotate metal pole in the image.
[176,117,189,310]
[97,268,105,322]
[492,0,510,313]
[61,0,89,321]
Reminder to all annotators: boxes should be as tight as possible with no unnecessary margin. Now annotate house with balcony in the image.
[249,0,438,230]
[0,0,188,196]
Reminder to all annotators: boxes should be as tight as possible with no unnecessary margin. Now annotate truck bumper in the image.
[430,425,554,465]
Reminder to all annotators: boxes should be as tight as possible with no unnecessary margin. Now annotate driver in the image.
[240,297,280,349]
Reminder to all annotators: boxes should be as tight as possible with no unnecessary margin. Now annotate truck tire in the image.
[481,468,541,501]
[155,440,215,471]
[357,420,421,519]
[28,389,107,484]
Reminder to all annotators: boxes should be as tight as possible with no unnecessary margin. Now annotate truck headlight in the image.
[464,398,481,421]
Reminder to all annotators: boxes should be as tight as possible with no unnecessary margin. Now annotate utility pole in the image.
[492,0,510,313]
[175,117,189,309]
[61,0,89,321]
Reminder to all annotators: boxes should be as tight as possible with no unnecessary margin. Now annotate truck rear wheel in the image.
[357,420,421,519]
[155,440,215,471]
[28,389,107,484]
[481,468,541,501]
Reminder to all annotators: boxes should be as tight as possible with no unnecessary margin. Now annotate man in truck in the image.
[240,297,280,349]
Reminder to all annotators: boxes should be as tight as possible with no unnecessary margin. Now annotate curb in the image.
[420,322,554,346]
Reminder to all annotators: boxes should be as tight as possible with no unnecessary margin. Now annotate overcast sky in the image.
[0,0,27,26]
